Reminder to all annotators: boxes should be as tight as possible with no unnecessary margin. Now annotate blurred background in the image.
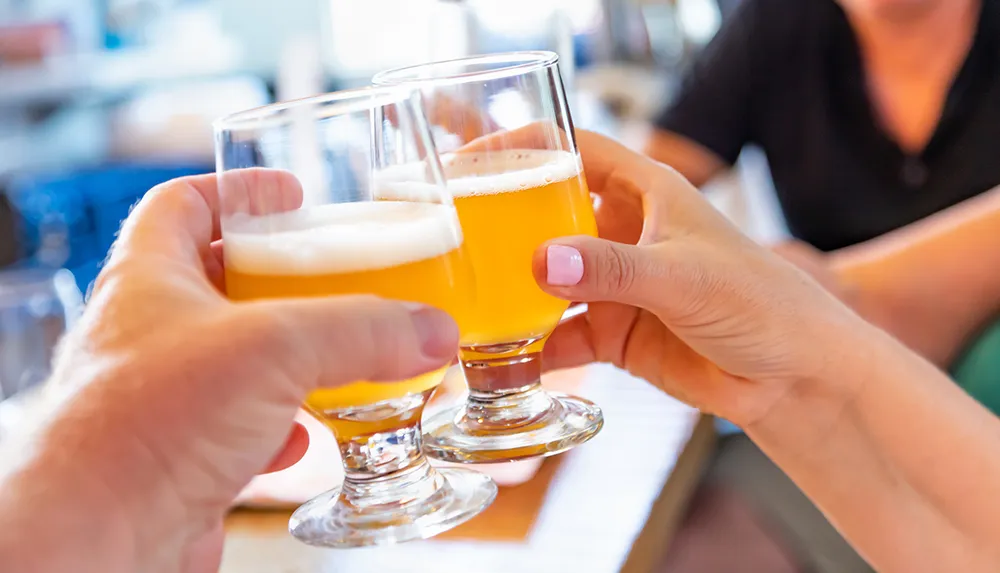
[6,2,1000,572]
[0,2,789,571]
[0,0,782,406]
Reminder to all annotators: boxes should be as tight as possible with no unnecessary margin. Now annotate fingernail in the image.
[546,245,584,286]
[409,306,458,360]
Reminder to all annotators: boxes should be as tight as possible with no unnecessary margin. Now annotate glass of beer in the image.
[373,52,604,463]
[214,86,496,547]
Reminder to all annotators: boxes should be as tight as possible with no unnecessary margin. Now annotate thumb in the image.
[533,236,668,310]
[251,295,459,390]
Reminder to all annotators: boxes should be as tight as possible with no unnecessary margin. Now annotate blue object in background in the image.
[6,163,211,294]
[715,418,742,436]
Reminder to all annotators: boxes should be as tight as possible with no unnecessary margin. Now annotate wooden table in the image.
[222,364,716,573]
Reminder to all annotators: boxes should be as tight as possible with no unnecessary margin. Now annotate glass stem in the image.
[335,393,443,507]
[460,351,556,431]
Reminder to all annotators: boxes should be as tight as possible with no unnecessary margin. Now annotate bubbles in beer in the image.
[224,202,463,275]
[442,149,582,197]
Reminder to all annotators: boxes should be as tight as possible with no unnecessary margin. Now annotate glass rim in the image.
[212,84,417,133]
[372,51,559,87]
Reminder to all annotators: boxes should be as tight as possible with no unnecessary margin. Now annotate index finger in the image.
[541,313,597,373]
[574,130,677,195]
[576,130,723,246]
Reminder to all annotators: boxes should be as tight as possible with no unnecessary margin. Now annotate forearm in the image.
[0,430,137,572]
[835,256,1000,367]
[0,372,191,573]
[747,320,1000,572]
[840,277,975,366]
[830,187,1000,366]
[643,129,727,187]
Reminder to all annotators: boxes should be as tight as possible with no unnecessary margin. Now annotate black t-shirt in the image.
[655,0,1000,251]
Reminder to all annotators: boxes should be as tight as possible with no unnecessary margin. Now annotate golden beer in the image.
[224,201,473,442]
[444,149,597,351]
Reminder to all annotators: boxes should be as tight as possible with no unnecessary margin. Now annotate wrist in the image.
[743,313,886,458]
[1,366,192,572]
[0,421,137,573]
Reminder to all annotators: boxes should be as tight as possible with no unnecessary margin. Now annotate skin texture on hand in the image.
[0,171,459,573]
[536,130,1000,572]
[770,239,859,306]
[535,130,863,428]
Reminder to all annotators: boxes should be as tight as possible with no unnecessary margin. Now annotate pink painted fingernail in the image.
[546,245,584,286]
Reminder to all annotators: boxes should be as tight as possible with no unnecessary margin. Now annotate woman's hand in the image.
[535,131,866,427]
[531,131,1000,573]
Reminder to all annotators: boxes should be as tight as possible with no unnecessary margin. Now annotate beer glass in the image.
[215,86,496,548]
[373,52,604,463]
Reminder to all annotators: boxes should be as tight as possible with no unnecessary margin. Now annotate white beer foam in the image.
[371,149,583,201]
[224,201,463,275]
[443,149,582,197]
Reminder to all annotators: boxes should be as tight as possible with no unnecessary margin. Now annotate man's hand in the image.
[0,172,458,573]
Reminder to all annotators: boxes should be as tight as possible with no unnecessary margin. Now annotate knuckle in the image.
[600,243,636,295]
[234,295,419,383]
[348,311,384,376]
[342,293,388,310]
[604,165,634,197]
[90,256,147,299]
[239,304,293,347]
[237,303,327,379]
[323,295,410,380]
[363,306,415,380]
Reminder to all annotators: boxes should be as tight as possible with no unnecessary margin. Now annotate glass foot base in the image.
[422,392,604,463]
[288,467,497,548]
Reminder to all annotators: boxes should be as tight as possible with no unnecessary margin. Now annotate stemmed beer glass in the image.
[215,86,497,547]
[374,52,604,463]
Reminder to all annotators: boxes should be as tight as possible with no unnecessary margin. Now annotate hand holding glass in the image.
[374,52,604,463]
[215,86,496,548]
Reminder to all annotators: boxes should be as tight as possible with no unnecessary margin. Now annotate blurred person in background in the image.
[645,0,1000,570]
[649,0,997,252]
[801,186,1000,373]
[714,0,745,20]
[0,22,65,64]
